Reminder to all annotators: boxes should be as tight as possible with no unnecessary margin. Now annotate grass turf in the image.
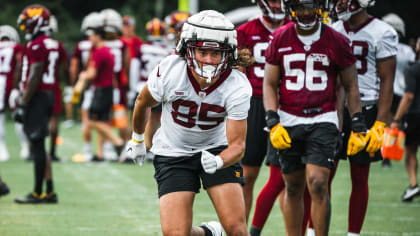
[1,118,420,235]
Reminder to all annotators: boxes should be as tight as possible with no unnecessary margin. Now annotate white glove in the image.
[201,150,224,174]
[126,133,146,166]
[63,86,73,103]
[8,89,20,109]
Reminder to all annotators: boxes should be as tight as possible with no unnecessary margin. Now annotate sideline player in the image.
[331,0,398,235]
[236,0,291,225]
[264,0,366,235]
[14,4,59,203]
[127,10,252,236]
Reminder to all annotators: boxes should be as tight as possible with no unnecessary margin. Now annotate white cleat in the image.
[201,221,224,236]
[103,141,117,161]
[0,143,9,162]
[20,142,30,160]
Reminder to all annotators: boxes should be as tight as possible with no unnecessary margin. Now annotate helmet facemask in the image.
[258,0,285,23]
[186,41,231,84]
[334,0,374,21]
[290,1,323,31]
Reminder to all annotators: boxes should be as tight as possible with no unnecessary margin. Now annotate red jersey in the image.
[121,36,143,60]
[22,35,64,92]
[89,46,114,88]
[0,41,23,88]
[265,23,356,117]
[72,39,92,68]
[236,17,291,98]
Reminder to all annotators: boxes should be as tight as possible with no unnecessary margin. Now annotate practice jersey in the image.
[236,17,291,98]
[332,17,398,102]
[148,55,252,157]
[130,42,171,93]
[21,35,65,92]
[89,46,114,88]
[0,41,23,111]
[72,39,92,68]
[265,23,356,127]
[393,43,416,96]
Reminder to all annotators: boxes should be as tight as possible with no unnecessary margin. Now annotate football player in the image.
[331,0,398,235]
[121,15,143,60]
[263,0,366,235]
[128,18,171,161]
[0,25,26,162]
[126,10,253,236]
[74,11,125,162]
[236,0,294,227]
[46,15,69,162]
[14,4,59,204]
[381,13,415,168]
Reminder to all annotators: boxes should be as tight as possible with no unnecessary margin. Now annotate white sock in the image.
[348,233,360,236]
[14,122,29,143]
[307,228,315,236]
[0,113,5,143]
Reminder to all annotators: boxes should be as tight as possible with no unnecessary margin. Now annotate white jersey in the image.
[148,55,252,157]
[393,43,416,96]
[332,17,398,102]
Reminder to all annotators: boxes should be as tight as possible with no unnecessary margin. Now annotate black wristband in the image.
[265,110,280,129]
[351,112,367,133]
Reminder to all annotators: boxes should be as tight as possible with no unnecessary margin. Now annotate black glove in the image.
[13,105,26,123]
[265,110,280,129]
[350,112,367,133]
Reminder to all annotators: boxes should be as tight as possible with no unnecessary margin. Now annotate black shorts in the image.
[266,139,281,167]
[404,114,420,146]
[241,97,268,166]
[338,105,383,164]
[23,91,54,141]
[391,94,402,114]
[153,146,245,198]
[89,87,113,121]
[277,123,338,174]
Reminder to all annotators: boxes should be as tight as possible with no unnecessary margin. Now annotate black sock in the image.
[46,180,53,194]
[32,140,46,195]
[200,225,213,236]
[250,226,261,236]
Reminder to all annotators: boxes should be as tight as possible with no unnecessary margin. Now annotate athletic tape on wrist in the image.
[132,132,144,143]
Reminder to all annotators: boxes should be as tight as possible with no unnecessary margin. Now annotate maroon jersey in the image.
[104,39,128,87]
[52,42,68,89]
[22,35,64,92]
[265,23,356,117]
[0,41,23,89]
[237,17,291,98]
[89,46,114,88]
[72,39,92,68]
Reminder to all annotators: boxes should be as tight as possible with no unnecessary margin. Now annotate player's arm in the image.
[69,56,80,85]
[132,85,159,134]
[263,63,280,111]
[123,47,130,78]
[339,64,362,116]
[12,50,23,89]
[22,62,44,104]
[376,56,396,123]
[217,118,247,167]
[336,76,345,131]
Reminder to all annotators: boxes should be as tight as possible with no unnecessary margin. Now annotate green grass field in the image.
[1,117,420,236]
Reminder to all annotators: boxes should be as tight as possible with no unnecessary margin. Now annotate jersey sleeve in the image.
[147,61,165,103]
[226,73,252,120]
[265,32,282,65]
[404,63,420,94]
[376,28,398,60]
[236,26,246,50]
[28,42,48,63]
[334,33,357,69]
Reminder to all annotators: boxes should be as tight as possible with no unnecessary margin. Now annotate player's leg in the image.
[282,170,306,236]
[14,122,30,160]
[49,114,60,161]
[242,97,268,222]
[81,88,94,160]
[306,164,331,236]
[0,112,9,162]
[348,162,370,234]
[250,165,283,236]
[402,143,419,201]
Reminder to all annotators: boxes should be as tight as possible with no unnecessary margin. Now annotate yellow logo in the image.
[27,8,43,18]
[235,171,240,178]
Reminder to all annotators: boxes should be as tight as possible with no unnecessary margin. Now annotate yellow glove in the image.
[270,123,291,150]
[347,131,367,156]
[365,121,386,153]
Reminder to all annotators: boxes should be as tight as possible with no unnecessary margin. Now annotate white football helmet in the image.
[334,0,375,21]
[176,10,237,83]
[81,12,105,34]
[382,13,405,37]
[49,15,58,34]
[252,0,285,22]
[0,25,20,43]
[101,8,122,34]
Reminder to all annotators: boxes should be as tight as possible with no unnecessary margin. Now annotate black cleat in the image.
[14,192,44,204]
[382,159,392,168]
[50,155,61,162]
[0,182,10,197]
[91,155,105,162]
[42,192,58,203]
